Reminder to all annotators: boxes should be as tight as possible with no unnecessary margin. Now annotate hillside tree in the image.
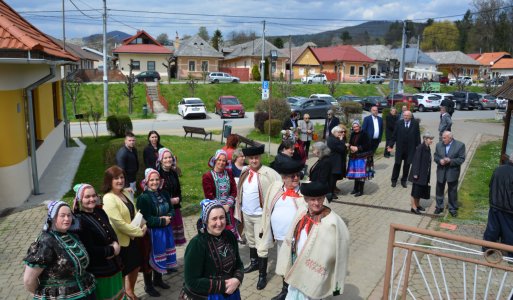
[229,30,257,44]
[340,31,352,44]
[421,21,459,51]
[198,26,209,41]
[211,29,223,50]
[273,37,284,49]
[455,10,473,52]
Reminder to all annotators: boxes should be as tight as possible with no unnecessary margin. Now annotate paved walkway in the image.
[0,117,504,300]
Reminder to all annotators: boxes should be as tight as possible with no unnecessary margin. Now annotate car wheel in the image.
[153,78,158,82]
[478,104,484,110]
[232,79,239,83]
[418,105,425,112]
[380,81,384,84]
[202,114,207,119]
[214,79,219,84]
[323,80,327,84]
[456,103,462,110]
[367,81,370,84]
[308,80,312,84]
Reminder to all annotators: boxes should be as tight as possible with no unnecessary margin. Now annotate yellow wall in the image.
[0,90,28,166]
[34,83,54,140]
[55,82,63,121]
[177,57,220,79]
[118,53,170,75]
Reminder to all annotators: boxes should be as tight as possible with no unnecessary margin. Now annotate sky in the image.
[6,0,474,40]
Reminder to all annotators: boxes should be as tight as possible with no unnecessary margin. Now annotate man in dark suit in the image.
[282,112,299,134]
[362,106,383,153]
[434,131,466,217]
[322,109,339,140]
[384,107,399,158]
[387,110,420,188]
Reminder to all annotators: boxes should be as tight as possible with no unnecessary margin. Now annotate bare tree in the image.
[65,77,82,116]
[187,74,198,97]
[162,55,175,83]
[124,59,136,114]
[327,80,338,96]
[84,104,101,142]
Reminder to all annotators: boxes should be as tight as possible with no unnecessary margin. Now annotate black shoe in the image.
[434,208,444,214]
[354,192,363,197]
[391,181,397,187]
[350,189,357,194]
[401,182,407,188]
[271,280,289,300]
[332,195,338,200]
[450,211,458,217]
[411,208,421,215]
[244,248,259,273]
[256,257,268,290]
[143,273,161,297]
[417,206,425,212]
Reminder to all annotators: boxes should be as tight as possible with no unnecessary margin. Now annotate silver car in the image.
[477,93,497,110]
[208,72,240,83]
[359,75,385,84]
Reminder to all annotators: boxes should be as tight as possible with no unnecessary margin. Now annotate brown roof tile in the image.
[310,45,374,63]
[491,58,513,69]
[476,52,511,66]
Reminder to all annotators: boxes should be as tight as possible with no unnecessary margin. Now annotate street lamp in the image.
[267,50,278,154]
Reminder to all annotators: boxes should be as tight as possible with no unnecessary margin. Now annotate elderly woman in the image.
[23,201,96,299]
[181,200,244,300]
[298,113,314,158]
[309,142,333,200]
[327,125,348,199]
[143,130,164,169]
[137,168,176,297]
[72,183,124,300]
[103,165,147,300]
[346,120,373,197]
[408,132,435,214]
[202,149,239,240]
[231,148,246,182]
[157,148,186,246]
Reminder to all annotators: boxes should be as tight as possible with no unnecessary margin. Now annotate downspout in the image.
[26,65,56,195]
[62,66,80,147]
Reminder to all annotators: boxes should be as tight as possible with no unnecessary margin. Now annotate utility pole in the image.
[289,35,292,84]
[261,20,266,96]
[398,20,407,94]
[103,0,109,117]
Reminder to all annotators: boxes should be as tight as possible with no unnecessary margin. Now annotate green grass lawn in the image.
[457,140,502,222]
[64,135,274,215]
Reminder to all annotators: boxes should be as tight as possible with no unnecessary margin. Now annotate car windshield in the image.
[319,96,336,102]
[221,98,240,105]
[484,94,496,100]
[185,99,203,105]
[428,96,439,100]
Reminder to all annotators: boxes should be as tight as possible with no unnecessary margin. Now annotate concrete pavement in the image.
[0,114,504,299]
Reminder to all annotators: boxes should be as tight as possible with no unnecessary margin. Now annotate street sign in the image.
[262,89,269,100]
[262,81,269,90]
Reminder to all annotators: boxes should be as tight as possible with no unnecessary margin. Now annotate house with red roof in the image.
[293,45,374,82]
[112,30,172,78]
[491,58,513,78]
[0,1,78,210]
[475,52,512,79]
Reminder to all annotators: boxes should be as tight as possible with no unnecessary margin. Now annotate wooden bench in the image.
[235,134,263,148]
[183,126,212,141]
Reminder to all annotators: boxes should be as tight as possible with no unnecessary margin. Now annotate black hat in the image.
[300,181,329,197]
[272,156,304,174]
[242,145,265,157]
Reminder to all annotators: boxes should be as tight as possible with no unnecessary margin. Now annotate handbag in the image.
[312,132,319,141]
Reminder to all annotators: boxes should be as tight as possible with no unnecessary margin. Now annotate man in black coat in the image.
[483,155,513,256]
[387,110,420,188]
[322,110,340,140]
[440,98,455,116]
[115,131,139,190]
[384,107,399,158]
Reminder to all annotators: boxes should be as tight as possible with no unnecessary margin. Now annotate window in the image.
[350,66,356,75]
[131,61,140,70]
[244,60,247,68]
[189,61,196,72]
[147,61,155,71]
[271,62,276,73]
[299,68,305,76]
[201,61,208,72]
[358,66,364,76]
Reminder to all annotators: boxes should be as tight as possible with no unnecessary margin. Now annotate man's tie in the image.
[405,121,409,128]
[248,169,256,183]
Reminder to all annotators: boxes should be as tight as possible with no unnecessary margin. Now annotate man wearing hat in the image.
[259,157,306,298]
[276,181,350,299]
[234,145,281,290]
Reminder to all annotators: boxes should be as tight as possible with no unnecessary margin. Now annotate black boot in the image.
[350,181,358,194]
[244,247,259,273]
[354,181,364,197]
[153,270,170,289]
[256,257,268,290]
[271,278,289,300]
[143,272,160,297]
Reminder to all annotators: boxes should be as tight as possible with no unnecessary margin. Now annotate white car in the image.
[301,74,327,84]
[414,93,441,112]
[178,97,207,119]
[359,75,385,84]
[449,76,473,86]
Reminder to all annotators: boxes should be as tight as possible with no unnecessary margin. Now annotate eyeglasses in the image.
[285,173,301,178]
[341,130,346,133]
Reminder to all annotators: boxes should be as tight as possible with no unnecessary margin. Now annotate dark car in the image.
[386,93,419,111]
[289,98,334,119]
[215,96,245,118]
[337,95,363,104]
[135,71,161,82]
[451,91,479,110]
[361,96,389,112]
[286,96,308,106]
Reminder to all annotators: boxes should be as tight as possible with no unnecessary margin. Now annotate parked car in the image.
[135,71,161,82]
[450,91,479,110]
[177,97,207,119]
[360,96,389,112]
[449,76,473,86]
[337,95,363,103]
[289,98,335,119]
[207,72,240,83]
[438,76,449,84]
[309,94,338,106]
[414,93,441,112]
[490,76,506,86]
[477,93,497,110]
[286,96,308,106]
[301,74,327,84]
[358,75,385,84]
[215,96,245,118]
[496,97,507,110]
[386,93,419,111]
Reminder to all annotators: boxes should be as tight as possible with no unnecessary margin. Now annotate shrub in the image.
[254,97,290,132]
[338,102,363,126]
[263,119,282,136]
[251,65,261,81]
[106,115,133,137]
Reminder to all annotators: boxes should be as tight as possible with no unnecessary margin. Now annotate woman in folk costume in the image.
[137,168,177,297]
[202,149,240,240]
[276,181,350,300]
[346,119,373,197]
[157,148,187,246]
[181,199,244,300]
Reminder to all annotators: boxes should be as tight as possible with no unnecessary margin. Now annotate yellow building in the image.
[174,35,224,80]
[0,1,77,210]
[292,47,321,79]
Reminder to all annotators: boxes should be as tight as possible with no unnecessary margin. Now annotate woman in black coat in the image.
[309,141,334,200]
[326,125,347,199]
[143,130,164,169]
[408,132,435,214]
[346,120,372,197]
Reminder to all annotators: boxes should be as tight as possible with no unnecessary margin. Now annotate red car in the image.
[386,93,419,111]
[215,96,245,118]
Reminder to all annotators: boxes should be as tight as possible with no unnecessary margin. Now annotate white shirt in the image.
[271,195,299,240]
[372,116,379,139]
[241,171,262,216]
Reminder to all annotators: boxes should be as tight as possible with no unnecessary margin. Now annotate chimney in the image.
[174,31,180,50]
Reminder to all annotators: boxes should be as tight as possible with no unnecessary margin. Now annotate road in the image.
[69,109,498,138]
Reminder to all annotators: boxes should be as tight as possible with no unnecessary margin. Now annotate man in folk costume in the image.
[259,157,307,299]
[276,181,350,299]
[234,145,281,290]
